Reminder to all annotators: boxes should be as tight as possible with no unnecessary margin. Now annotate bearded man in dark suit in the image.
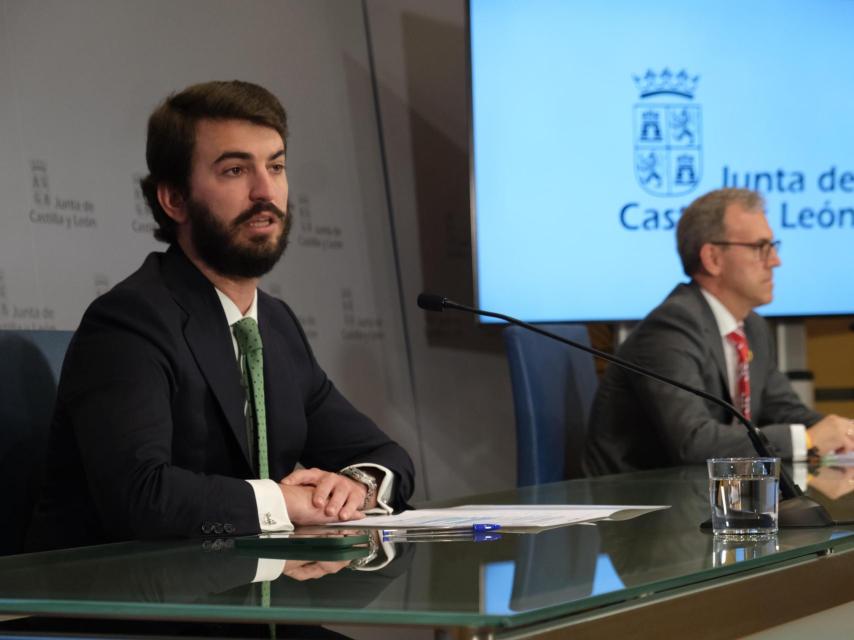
[584,188,854,476]
[29,81,414,551]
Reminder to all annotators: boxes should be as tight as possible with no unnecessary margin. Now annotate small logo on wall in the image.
[30,160,51,208]
[632,69,702,197]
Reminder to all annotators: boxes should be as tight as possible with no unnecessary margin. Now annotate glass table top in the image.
[1,464,853,631]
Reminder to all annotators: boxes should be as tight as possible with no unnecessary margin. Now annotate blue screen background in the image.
[470,0,854,321]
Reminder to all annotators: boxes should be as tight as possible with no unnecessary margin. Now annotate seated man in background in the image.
[28,80,414,550]
[583,187,854,476]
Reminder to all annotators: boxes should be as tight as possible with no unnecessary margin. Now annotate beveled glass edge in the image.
[1,533,852,630]
[492,531,854,629]
[0,599,514,629]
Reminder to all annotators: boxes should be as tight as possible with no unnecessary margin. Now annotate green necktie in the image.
[233,317,269,479]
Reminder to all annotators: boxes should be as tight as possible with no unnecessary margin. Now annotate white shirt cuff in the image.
[245,479,293,531]
[792,462,809,493]
[339,463,395,514]
[790,424,808,462]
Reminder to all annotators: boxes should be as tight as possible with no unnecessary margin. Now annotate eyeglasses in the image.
[710,239,781,262]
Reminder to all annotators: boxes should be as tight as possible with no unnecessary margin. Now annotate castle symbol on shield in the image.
[633,69,702,197]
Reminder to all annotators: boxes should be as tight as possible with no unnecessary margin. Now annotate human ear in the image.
[698,243,723,277]
[156,183,188,224]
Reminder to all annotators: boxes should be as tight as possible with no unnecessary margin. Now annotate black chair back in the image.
[0,330,73,555]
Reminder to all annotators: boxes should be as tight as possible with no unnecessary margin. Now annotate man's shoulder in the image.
[86,252,168,311]
[78,251,192,341]
[617,282,714,359]
[638,282,709,331]
[653,282,706,314]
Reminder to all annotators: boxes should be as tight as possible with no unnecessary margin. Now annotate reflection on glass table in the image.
[1,465,853,636]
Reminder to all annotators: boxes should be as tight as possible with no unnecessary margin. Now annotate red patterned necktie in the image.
[726,328,751,421]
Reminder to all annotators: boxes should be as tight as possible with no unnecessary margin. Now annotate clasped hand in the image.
[279,467,368,525]
[808,414,854,456]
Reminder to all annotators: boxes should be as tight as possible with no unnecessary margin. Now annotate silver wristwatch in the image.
[340,467,377,510]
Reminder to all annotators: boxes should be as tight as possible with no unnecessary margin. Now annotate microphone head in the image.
[417,293,446,312]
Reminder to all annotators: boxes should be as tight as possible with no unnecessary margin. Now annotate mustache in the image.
[232,201,287,227]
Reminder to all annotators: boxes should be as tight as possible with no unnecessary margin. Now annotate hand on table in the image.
[807,415,854,455]
[280,468,368,523]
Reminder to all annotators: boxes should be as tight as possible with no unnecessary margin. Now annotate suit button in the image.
[201,521,214,534]
[224,523,235,534]
[213,523,224,535]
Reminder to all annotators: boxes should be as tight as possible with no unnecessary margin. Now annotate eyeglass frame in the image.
[708,239,781,261]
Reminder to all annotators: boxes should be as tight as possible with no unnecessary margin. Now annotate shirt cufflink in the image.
[245,479,294,531]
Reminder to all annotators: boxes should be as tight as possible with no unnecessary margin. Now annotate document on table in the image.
[331,504,669,532]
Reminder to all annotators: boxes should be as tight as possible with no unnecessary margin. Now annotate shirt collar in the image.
[699,287,740,337]
[214,288,258,326]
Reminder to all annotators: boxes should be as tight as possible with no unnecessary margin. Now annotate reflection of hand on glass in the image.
[281,559,350,582]
[808,466,854,500]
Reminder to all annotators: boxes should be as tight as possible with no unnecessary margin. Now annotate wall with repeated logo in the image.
[0,0,430,498]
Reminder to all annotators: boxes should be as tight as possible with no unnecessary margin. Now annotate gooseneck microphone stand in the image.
[417,293,834,528]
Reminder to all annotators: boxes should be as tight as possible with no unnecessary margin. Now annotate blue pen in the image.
[381,523,501,536]
[382,532,501,543]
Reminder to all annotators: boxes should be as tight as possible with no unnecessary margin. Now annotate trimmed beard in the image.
[186,197,290,279]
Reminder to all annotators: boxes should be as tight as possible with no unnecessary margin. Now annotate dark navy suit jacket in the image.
[29,246,413,550]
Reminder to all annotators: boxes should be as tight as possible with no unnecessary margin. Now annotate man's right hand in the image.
[807,414,854,455]
[279,482,366,526]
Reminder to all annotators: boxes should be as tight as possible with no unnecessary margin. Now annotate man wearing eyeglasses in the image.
[584,187,854,475]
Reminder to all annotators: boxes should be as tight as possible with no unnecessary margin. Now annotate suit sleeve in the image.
[624,308,795,463]
[277,302,414,510]
[751,316,823,429]
[63,290,260,541]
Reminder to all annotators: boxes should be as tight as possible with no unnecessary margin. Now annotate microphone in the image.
[417,293,834,528]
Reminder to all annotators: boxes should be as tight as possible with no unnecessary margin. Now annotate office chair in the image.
[0,330,73,555]
[503,324,597,486]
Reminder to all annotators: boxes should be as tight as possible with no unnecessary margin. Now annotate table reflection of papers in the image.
[334,505,669,532]
[822,452,854,466]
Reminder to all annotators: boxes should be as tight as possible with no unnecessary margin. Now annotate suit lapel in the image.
[162,247,252,469]
[687,283,732,403]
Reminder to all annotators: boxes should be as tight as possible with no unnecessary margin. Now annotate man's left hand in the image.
[281,468,369,521]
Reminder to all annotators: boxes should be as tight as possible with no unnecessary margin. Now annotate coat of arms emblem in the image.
[633,69,701,197]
